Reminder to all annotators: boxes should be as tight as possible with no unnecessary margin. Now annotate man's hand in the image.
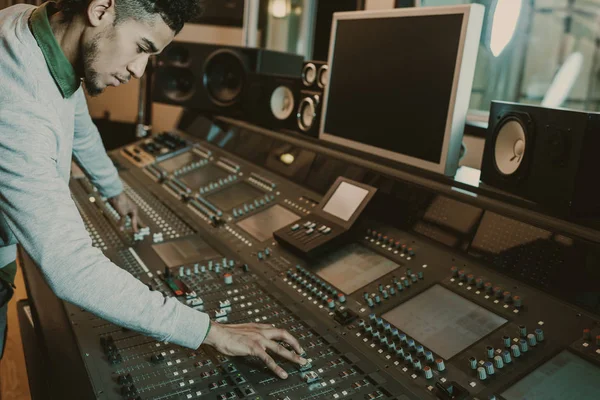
[204,321,307,379]
[107,193,140,233]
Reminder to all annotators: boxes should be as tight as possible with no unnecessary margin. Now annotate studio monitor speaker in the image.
[301,61,328,92]
[246,75,302,132]
[481,101,600,216]
[153,42,303,118]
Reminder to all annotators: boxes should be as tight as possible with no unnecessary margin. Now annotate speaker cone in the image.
[160,67,196,102]
[163,45,191,67]
[297,95,319,132]
[203,49,246,107]
[494,118,527,176]
[270,85,295,121]
[317,65,329,89]
[302,63,317,87]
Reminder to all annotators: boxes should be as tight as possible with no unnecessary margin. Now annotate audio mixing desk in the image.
[19,128,600,400]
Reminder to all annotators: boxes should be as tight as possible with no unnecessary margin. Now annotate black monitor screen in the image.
[323,14,464,164]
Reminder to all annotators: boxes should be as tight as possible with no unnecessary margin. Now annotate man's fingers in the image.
[255,345,288,379]
[130,208,139,233]
[263,329,304,355]
[264,339,307,366]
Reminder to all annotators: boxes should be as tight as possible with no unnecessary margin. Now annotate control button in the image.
[424,351,434,363]
[494,355,504,369]
[224,273,233,285]
[535,328,544,342]
[367,298,374,308]
[502,350,512,364]
[389,287,396,296]
[423,366,433,380]
[382,290,389,299]
[323,227,332,234]
[467,274,475,285]
[503,336,511,348]
[519,339,529,353]
[475,277,484,289]
[584,328,592,341]
[503,291,512,303]
[418,271,424,279]
[399,333,407,343]
[519,325,527,338]
[375,295,381,305]
[451,266,459,277]
[511,344,521,358]
[494,286,503,299]
[477,366,487,381]
[484,282,493,294]
[435,359,445,372]
[407,339,415,349]
[413,359,422,370]
[416,345,424,356]
[527,333,537,347]
[337,293,346,303]
[484,361,495,375]
[458,270,466,280]
[597,335,600,346]
[327,298,335,309]
[469,357,477,370]
[513,295,523,308]
[486,346,494,359]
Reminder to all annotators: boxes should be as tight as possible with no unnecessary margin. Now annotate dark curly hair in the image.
[57,0,204,33]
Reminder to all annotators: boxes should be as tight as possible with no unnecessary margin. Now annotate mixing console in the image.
[33,129,600,400]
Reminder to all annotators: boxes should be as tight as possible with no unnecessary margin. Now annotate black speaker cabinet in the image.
[301,60,328,92]
[152,42,303,118]
[295,90,323,138]
[246,75,302,131]
[481,101,600,216]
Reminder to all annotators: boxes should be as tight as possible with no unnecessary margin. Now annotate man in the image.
[0,0,306,379]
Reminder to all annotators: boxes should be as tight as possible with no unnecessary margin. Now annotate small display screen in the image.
[502,351,600,400]
[236,205,300,242]
[322,181,369,222]
[158,152,201,173]
[152,237,221,267]
[205,182,264,211]
[179,164,229,191]
[315,243,399,294]
[382,285,506,359]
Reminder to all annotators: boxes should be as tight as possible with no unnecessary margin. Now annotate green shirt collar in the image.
[30,2,80,98]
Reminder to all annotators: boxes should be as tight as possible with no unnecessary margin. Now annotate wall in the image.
[86,24,243,133]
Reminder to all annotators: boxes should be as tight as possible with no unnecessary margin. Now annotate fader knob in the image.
[535,328,544,342]
[337,293,346,303]
[423,366,433,380]
[583,328,592,341]
[469,357,477,370]
[511,344,521,358]
[435,359,446,372]
[494,355,504,369]
[327,298,335,309]
[224,273,233,285]
[477,366,487,381]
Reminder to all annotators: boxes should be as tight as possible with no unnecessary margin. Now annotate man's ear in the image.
[87,0,115,28]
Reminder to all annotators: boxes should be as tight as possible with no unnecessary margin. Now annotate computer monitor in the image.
[320,4,484,176]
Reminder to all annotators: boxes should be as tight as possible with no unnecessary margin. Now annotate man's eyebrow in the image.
[142,38,159,54]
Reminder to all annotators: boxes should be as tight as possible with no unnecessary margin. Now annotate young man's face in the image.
[82,14,174,96]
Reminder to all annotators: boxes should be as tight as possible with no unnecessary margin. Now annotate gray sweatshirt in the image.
[0,4,210,349]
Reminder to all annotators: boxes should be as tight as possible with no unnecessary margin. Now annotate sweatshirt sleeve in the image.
[0,103,210,349]
[72,89,123,199]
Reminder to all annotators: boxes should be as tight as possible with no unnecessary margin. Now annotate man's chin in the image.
[84,84,105,97]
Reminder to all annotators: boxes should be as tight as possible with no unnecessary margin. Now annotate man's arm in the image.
[72,89,123,199]
[0,103,209,349]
